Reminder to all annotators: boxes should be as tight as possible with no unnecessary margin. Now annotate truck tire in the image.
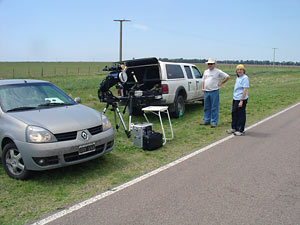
[171,95,185,118]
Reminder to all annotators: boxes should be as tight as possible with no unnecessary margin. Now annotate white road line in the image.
[32,101,300,225]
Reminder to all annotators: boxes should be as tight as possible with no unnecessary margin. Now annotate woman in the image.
[226,64,249,136]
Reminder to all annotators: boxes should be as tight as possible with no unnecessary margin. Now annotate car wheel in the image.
[172,95,185,118]
[1,143,31,180]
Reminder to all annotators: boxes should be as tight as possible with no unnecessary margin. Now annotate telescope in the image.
[98,64,139,138]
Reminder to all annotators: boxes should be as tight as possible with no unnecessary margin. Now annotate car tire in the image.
[1,142,31,180]
[171,95,185,118]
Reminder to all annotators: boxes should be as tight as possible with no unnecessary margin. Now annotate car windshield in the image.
[0,82,75,112]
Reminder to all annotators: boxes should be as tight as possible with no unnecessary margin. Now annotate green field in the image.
[1,62,300,225]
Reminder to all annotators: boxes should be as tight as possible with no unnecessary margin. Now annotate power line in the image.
[114,19,131,62]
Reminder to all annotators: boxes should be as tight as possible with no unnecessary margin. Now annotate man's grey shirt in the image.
[202,68,229,91]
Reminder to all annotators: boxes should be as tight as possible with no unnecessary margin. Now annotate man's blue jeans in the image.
[204,90,219,125]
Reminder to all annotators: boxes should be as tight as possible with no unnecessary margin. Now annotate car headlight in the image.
[102,118,112,131]
[26,126,57,143]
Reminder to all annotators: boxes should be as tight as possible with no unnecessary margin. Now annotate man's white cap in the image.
[205,58,216,64]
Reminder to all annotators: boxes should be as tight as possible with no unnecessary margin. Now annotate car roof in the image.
[0,79,50,86]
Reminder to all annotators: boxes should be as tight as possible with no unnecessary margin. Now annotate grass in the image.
[0,63,300,225]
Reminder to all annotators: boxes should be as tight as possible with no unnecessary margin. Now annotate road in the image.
[37,103,300,225]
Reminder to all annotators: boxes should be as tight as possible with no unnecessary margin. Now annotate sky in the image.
[0,0,300,62]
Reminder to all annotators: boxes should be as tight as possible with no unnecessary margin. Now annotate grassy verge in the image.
[0,65,300,225]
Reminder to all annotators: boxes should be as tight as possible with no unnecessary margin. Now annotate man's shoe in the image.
[211,124,217,128]
[200,122,210,125]
[234,131,245,136]
[226,129,236,134]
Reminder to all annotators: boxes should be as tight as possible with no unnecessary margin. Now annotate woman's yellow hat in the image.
[236,64,245,70]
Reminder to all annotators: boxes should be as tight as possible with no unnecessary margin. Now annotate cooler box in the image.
[132,123,153,148]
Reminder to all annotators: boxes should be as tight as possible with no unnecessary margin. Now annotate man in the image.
[201,58,230,128]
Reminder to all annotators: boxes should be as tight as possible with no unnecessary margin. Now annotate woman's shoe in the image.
[234,131,245,136]
[226,129,236,134]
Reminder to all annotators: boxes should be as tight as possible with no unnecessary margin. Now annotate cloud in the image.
[132,23,149,31]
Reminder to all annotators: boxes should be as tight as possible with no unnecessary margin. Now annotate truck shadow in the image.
[185,102,204,113]
[132,102,204,120]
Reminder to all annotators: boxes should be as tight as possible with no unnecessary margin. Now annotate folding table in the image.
[141,106,174,145]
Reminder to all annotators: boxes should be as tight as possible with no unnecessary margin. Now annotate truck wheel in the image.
[171,95,185,118]
[2,143,31,180]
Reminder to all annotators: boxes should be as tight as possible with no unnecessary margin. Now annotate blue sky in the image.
[0,0,299,62]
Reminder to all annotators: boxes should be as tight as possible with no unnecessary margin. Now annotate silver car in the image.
[0,79,114,180]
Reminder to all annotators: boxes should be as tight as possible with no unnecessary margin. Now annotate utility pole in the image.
[272,48,278,67]
[114,19,131,62]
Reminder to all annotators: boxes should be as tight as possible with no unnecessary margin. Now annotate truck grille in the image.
[88,125,103,135]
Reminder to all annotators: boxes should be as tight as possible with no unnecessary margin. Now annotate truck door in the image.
[184,65,197,99]
[192,66,203,99]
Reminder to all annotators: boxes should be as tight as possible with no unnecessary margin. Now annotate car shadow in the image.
[30,153,130,182]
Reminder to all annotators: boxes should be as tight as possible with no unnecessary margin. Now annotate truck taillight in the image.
[117,89,121,96]
[162,84,169,94]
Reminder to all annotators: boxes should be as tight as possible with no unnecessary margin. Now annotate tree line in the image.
[159,58,300,66]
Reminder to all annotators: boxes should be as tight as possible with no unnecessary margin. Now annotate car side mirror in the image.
[74,97,81,104]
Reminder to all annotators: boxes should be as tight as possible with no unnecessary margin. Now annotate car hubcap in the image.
[5,149,25,175]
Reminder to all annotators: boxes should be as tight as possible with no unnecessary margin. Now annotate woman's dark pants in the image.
[231,99,248,132]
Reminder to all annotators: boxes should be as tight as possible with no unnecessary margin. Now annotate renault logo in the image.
[81,131,88,140]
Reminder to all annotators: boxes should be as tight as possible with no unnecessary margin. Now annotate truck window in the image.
[184,66,193,79]
[192,66,202,78]
[166,64,184,79]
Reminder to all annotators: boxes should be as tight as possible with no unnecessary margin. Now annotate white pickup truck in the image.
[117,57,204,118]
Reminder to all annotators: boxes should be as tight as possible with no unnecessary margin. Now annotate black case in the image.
[143,131,163,151]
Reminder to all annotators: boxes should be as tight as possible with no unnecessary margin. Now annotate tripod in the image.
[102,94,131,138]
[122,82,143,132]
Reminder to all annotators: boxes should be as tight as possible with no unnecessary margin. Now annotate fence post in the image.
[28,67,30,76]
[54,68,56,76]
[41,67,44,77]
[13,68,15,79]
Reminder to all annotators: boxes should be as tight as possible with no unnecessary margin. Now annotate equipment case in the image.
[132,123,153,148]
[143,131,163,151]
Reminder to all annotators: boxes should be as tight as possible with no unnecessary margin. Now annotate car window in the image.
[184,66,193,79]
[166,64,184,79]
[0,83,75,112]
[192,66,202,79]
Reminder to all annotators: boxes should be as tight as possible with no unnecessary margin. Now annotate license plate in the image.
[78,143,96,155]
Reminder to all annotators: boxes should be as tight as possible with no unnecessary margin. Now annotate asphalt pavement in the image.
[37,103,300,225]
